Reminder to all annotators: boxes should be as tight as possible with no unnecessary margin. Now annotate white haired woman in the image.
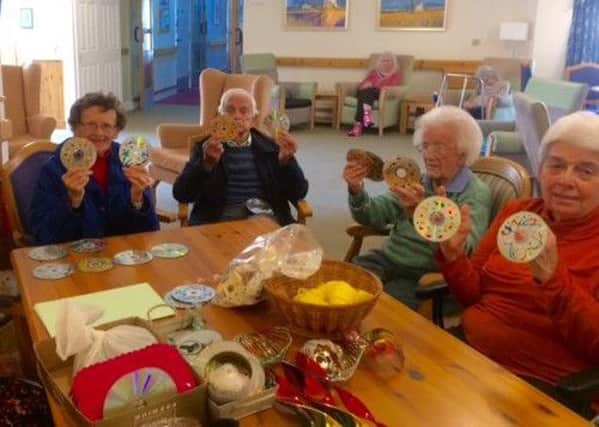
[173,88,308,225]
[348,52,402,137]
[463,65,510,119]
[437,111,599,397]
[343,105,491,309]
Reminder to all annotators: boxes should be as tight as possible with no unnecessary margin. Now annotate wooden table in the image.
[399,96,435,134]
[12,217,588,426]
[310,91,338,129]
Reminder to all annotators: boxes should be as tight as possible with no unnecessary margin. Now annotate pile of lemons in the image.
[293,280,373,306]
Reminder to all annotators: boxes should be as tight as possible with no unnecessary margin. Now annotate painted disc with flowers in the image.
[497,211,548,263]
[119,136,150,167]
[383,157,421,188]
[413,196,461,242]
[264,110,291,135]
[60,137,97,170]
[208,115,242,142]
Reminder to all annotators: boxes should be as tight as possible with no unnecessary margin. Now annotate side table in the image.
[399,96,435,134]
[310,92,338,129]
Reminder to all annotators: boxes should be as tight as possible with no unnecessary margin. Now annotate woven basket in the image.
[263,260,382,338]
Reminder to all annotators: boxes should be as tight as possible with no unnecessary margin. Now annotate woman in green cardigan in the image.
[343,105,491,310]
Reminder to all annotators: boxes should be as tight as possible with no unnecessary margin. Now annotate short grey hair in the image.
[539,111,599,163]
[413,105,482,166]
[475,65,500,82]
[217,88,258,116]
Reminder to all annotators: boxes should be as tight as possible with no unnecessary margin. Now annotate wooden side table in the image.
[399,96,435,134]
[310,92,338,129]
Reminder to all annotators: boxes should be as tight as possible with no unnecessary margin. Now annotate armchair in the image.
[336,54,413,136]
[1,64,56,159]
[1,140,57,247]
[565,63,599,111]
[344,156,532,326]
[241,53,318,128]
[488,78,588,174]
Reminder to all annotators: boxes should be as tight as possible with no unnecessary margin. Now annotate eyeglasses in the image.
[543,158,599,181]
[224,105,253,117]
[418,142,452,156]
[79,122,117,133]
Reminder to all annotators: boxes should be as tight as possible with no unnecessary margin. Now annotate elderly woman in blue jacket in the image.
[173,88,308,225]
[29,92,159,245]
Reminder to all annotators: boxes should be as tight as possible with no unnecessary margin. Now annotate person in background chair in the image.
[463,65,510,119]
[30,92,158,245]
[173,88,308,226]
[437,111,599,392]
[343,106,491,310]
[348,51,402,137]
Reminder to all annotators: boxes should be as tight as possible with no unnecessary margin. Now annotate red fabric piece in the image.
[436,199,599,386]
[359,70,402,90]
[91,150,110,193]
[71,343,198,421]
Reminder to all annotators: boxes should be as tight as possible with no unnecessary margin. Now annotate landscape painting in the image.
[285,0,349,31]
[377,0,447,31]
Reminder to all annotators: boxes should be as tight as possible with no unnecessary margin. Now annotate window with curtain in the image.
[567,0,599,65]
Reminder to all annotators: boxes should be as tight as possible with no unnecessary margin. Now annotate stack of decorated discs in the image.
[164,284,216,309]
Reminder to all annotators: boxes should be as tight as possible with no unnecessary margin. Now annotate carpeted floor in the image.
[156,89,200,106]
[52,104,421,260]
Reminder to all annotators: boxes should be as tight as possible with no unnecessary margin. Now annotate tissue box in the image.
[207,375,277,421]
[34,317,208,426]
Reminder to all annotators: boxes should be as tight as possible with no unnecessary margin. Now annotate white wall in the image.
[244,0,538,90]
[532,0,573,79]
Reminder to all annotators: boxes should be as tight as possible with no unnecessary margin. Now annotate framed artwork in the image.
[158,0,170,33]
[377,0,448,31]
[19,8,34,29]
[284,0,349,31]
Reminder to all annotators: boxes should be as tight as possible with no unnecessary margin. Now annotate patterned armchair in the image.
[336,54,413,136]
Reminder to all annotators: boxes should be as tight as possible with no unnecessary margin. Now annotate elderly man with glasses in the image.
[29,92,158,244]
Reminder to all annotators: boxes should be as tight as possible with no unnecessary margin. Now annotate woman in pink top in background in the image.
[348,51,403,137]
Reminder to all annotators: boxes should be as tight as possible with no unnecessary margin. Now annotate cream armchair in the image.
[150,69,274,187]
[336,54,413,136]
[1,63,56,158]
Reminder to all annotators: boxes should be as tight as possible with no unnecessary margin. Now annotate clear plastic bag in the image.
[212,224,323,307]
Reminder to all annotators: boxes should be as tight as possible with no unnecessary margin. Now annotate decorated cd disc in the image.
[497,211,548,263]
[413,196,461,242]
[346,149,384,182]
[60,137,97,170]
[170,285,216,305]
[264,111,291,134]
[169,329,223,357]
[150,243,189,259]
[102,367,177,418]
[208,115,241,142]
[78,257,114,273]
[119,136,150,167]
[28,245,67,261]
[113,250,153,266]
[70,238,106,254]
[33,263,75,280]
[383,157,421,188]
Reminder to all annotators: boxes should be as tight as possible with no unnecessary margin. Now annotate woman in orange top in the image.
[436,111,599,388]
